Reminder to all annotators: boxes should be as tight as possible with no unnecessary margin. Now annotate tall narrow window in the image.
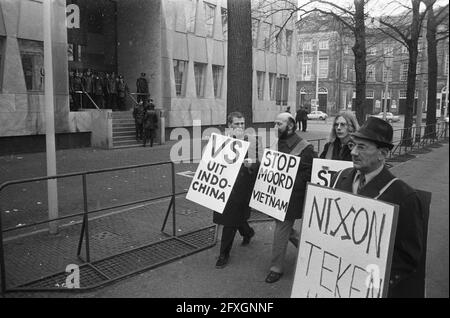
[343,63,348,81]
[303,41,312,51]
[366,64,375,82]
[302,56,312,80]
[194,62,206,97]
[19,39,44,91]
[269,73,276,100]
[444,53,448,76]
[257,71,265,100]
[204,2,216,38]
[383,65,392,82]
[276,74,289,105]
[400,62,408,81]
[221,8,227,40]
[212,65,224,98]
[186,0,198,33]
[319,57,329,78]
[259,22,271,51]
[173,59,187,97]
[252,18,259,48]
[285,30,293,56]
[319,40,329,50]
[275,26,282,54]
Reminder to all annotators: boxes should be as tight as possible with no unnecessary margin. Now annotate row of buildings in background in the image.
[0,0,448,151]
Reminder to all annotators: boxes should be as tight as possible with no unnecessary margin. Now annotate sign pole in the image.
[43,0,59,234]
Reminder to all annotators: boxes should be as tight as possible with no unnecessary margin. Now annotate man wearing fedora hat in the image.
[331,117,425,298]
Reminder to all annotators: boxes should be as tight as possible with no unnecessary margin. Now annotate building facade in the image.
[0,0,298,149]
[296,14,449,117]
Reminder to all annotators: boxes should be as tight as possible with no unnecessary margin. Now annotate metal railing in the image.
[0,160,182,293]
[72,90,101,111]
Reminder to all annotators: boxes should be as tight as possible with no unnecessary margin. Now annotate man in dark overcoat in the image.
[136,72,149,104]
[331,117,425,298]
[142,100,158,147]
[213,112,260,269]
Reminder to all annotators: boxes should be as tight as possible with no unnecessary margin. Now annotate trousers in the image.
[269,219,300,273]
[219,222,253,256]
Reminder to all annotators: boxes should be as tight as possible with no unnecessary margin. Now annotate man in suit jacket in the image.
[331,117,424,298]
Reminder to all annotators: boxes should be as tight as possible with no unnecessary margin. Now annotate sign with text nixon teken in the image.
[291,183,399,298]
[311,158,354,187]
[249,149,301,221]
[186,133,250,213]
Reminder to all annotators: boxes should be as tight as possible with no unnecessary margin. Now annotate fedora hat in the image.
[351,116,394,150]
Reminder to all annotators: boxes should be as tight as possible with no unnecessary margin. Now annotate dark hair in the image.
[227,111,244,125]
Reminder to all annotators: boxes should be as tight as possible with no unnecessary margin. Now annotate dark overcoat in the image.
[213,162,259,227]
[331,166,424,298]
[319,139,352,161]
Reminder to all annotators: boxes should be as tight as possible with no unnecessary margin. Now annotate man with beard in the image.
[265,112,317,283]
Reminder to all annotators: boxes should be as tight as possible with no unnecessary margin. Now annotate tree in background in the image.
[227,0,253,124]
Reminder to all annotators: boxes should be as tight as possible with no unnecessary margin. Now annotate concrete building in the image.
[296,13,449,117]
[0,0,298,153]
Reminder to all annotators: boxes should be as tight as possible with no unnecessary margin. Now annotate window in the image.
[302,56,312,80]
[204,2,216,37]
[344,44,350,55]
[384,45,393,57]
[19,40,44,91]
[303,41,312,51]
[221,8,227,40]
[445,53,449,76]
[399,89,407,99]
[194,63,206,97]
[366,65,375,81]
[383,65,392,82]
[259,22,270,51]
[368,46,377,56]
[212,65,224,98]
[257,71,265,100]
[269,73,276,101]
[285,30,293,56]
[319,57,329,78]
[276,74,289,105]
[275,26,282,54]
[417,62,421,75]
[319,40,329,50]
[343,63,348,81]
[400,62,408,81]
[173,59,188,97]
[401,45,408,54]
[186,0,197,33]
[382,90,391,99]
[252,18,259,48]
[366,89,374,98]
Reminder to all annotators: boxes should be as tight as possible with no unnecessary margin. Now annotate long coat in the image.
[213,162,259,227]
[331,166,425,298]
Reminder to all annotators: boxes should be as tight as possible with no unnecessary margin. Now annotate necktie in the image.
[357,174,366,194]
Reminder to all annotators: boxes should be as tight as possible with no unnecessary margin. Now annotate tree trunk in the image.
[227,0,253,124]
[352,0,367,125]
[425,1,438,139]
[402,0,421,146]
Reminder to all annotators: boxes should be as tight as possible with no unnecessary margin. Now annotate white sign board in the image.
[249,149,300,221]
[311,159,354,187]
[186,133,249,213]
[291,184,399,298]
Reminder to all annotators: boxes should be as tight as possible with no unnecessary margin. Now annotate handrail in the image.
[73,90,101,111]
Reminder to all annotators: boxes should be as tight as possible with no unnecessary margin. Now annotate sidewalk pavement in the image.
[1,140,448,298]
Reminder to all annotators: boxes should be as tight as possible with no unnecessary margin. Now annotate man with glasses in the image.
[331,117,425,297]
[265,112,317,283]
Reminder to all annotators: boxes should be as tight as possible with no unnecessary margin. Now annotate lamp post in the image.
[383,56,392,121]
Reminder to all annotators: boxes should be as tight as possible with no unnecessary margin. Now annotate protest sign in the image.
[186,133,250,213]
[311,158,353,187]
[291,183,399,298]
[249,149,300,221]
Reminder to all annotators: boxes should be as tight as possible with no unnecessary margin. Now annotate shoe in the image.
[289,237,299,248]
[265,271,283,283]
[241,228,255,246]
[215,254,229,269]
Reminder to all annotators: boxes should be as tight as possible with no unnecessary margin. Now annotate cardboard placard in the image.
[311,158,354,187]
[249,149,300,221]
[291,183,399,298]
[186,133,249,213]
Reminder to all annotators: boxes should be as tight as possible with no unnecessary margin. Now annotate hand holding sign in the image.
[311,159,353,187]
[186,133,250,213]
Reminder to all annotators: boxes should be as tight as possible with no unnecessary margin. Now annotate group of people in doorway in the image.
[69,70,150,113]
[214,110,425,298]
